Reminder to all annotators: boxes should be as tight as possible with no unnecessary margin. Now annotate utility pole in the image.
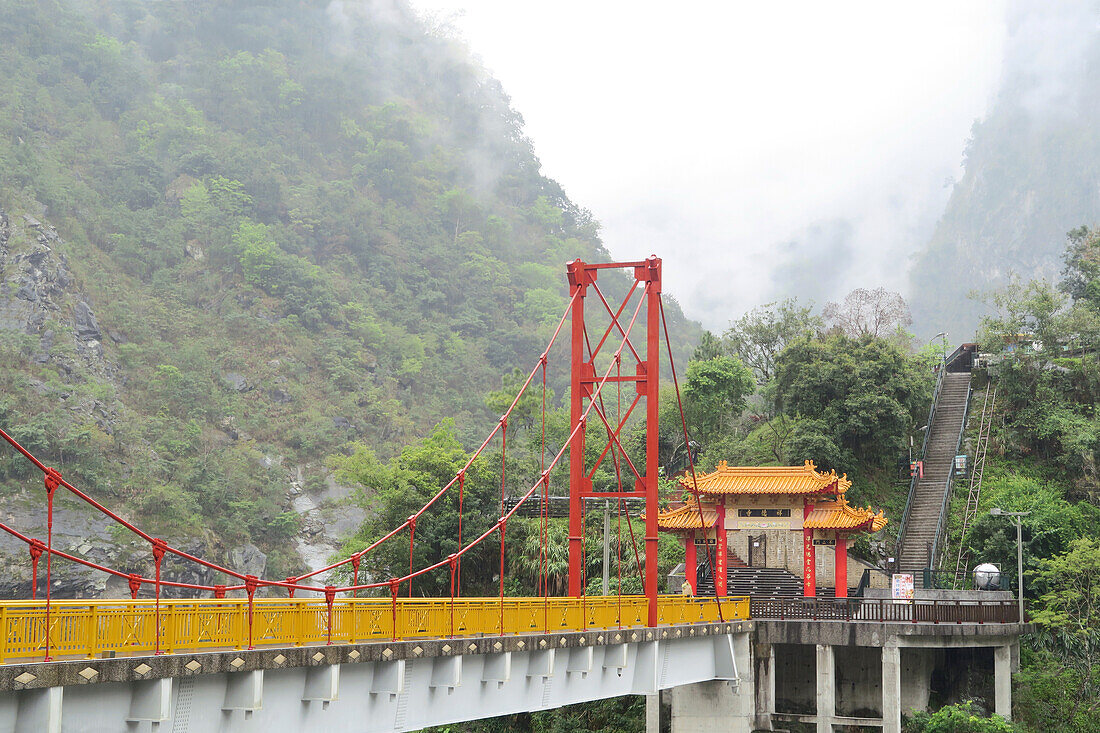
[990,508,1030,623]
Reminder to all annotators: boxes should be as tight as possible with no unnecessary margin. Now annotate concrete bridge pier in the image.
[752,620,1026,731]
[668,630,754,733]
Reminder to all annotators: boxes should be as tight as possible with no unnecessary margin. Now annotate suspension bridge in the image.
[0,258,1029,733]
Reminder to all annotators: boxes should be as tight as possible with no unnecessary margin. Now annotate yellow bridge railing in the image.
[0,595,749,664]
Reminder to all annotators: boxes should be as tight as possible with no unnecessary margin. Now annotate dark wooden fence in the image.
[749,597,1018,623]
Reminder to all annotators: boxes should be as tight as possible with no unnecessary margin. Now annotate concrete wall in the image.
[901,648,936,715]
[773,643,816,715]
[834,645,882,718]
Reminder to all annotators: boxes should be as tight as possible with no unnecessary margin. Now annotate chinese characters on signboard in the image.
[892,573,914,604]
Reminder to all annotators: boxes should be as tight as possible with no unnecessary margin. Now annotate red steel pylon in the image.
[566,256,662,626]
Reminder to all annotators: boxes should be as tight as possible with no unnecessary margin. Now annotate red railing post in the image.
[42,467,61,661]
[499,517,506,636]
[286,577,297,599]
[456,472,465,596]
[448,555,457,639]
[389,579,399,642]
[151,538,167,654]
[324,586,336,645]
[351,554,361,598]
[245,575,258,649]
[407,516,417,598]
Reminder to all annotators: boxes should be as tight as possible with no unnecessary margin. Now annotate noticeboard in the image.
[892,573,914,603]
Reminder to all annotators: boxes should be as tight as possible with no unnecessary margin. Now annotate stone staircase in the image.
[697,566,803,597]
[897,371,971,572]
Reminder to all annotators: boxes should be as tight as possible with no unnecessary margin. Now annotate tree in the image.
[681,356,755,446]
[484,368,554,432]
[329,421,499,597]
[692,331,724,362]
[981,277,1100,358]
[723,298,822,382]
[1018,538,1100,730]
[1061,226,1100,310]
[903,702,1017,732]
[1032,537,1100,633]
[823,287,912,343]
[773,335,930,466]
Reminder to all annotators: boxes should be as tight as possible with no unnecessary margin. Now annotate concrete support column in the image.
[994,644,1012,721]
[646,693,659,733]
[15,686,62,733]
[670,679,752,733]
[753,643,774,731]
[732,632,753,713]
[882,643,902,733]
[816,644,835,733]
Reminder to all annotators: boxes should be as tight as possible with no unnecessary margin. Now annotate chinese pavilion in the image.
[655,461,887,597]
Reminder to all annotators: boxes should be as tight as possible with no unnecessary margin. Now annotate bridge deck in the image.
[0,595,748,665]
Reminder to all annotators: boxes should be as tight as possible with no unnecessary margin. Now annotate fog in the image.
[408,1,1009,329]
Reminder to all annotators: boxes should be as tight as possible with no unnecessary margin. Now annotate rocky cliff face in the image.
[0,209,360,598]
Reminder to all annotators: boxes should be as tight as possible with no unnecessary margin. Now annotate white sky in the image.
[410,1,1009,330]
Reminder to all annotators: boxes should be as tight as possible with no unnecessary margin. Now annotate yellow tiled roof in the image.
[803,497,888,532]
[678,460,850,496]
[648,500,717,531]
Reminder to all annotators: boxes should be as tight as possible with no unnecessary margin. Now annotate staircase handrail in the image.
[895,364,946,562]
[930,380,973,568]
[953,385,995,582]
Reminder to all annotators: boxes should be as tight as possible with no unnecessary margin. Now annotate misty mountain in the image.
[909,2,1100,340]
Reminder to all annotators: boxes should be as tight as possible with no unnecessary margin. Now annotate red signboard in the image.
[803,526,815,597]
[715,506,727,596]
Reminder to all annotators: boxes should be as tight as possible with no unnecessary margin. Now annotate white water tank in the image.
[973,563,1001,590]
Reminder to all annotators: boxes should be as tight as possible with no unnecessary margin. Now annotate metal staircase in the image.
[896,370,972,572]
[952,386,996,584]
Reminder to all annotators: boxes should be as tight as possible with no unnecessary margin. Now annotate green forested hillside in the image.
[0,0,699,579]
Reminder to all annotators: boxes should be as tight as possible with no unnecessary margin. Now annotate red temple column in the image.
[685,533,697,594]
[803,503,815,597]
[716,504,728,597]
[835,535,848,598]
